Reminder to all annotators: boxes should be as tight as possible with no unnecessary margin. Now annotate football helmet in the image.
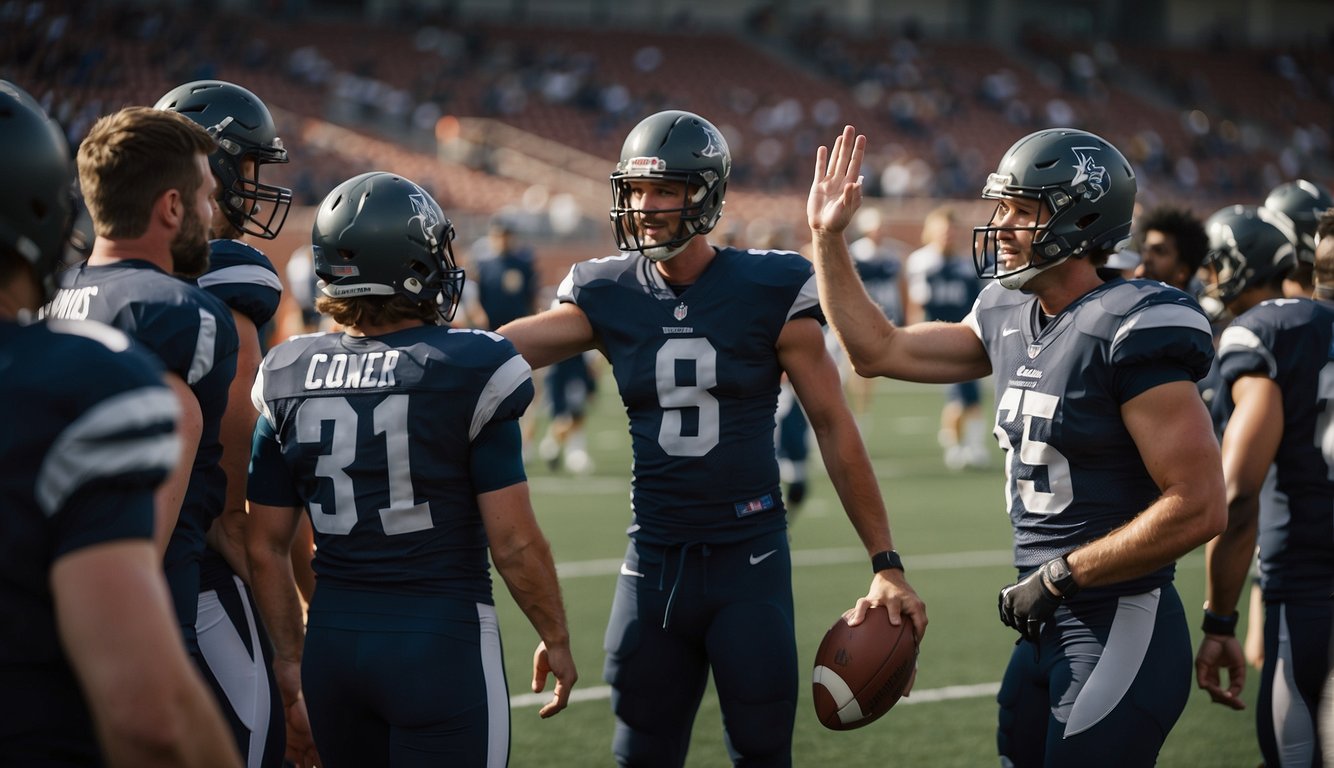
[1263,179,1332,264]
[973,128,1136,290]
[155,80,292,239]
[610,110,730,262]
[1202,204,1297,308]
[312,172,464,323]
[0,80,74,300]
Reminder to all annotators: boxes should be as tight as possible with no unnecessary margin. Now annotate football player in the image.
[156,79,293,768]
[1193,205,1332,767]
[41,104,245,741]
[903,205,987,470]
[1132,204,1209,294]
[1264,178,1333,299]
[810,125,1225,767]
[245,172,575,768]
[499,110,926,766]
[0,81,241,767]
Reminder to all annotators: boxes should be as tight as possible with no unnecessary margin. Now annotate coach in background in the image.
[1193,205,1332,767]
[246,172,574,767]
[0,80,240,767]
[811,125,1224,767]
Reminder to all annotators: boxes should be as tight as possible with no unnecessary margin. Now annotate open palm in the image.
[808,125,867,234]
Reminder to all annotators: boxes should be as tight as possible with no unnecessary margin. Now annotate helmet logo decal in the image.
[1070,147,1108,202]
[697,125,725,159]
[409,192,440,248]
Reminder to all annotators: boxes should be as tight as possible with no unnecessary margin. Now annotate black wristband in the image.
[871,550,904,574]
[1202,608,1239,636]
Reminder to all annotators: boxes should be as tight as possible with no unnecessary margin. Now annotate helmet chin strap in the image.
[997,253,1069,290]
[643,240,690,262]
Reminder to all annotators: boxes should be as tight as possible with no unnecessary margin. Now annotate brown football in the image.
[812,604,918,730]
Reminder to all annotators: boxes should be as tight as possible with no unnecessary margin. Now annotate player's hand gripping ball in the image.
[812,604,918,730]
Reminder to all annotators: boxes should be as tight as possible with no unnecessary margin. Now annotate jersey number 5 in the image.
[995,386,1074,515]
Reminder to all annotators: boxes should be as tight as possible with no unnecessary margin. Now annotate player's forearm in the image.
[814,421,893,554]
[207,509,250,583]
[246,546,306,668]
[493,536,571,648]
[1066,487,1223,589]
[1205,494,1260,614]
[810,231,895,377]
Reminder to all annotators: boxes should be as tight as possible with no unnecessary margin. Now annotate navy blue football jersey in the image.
[248,326,533,603]
[475,248,538,329]
[197,239,283,332]
[1217,297,1334,600]
[555,246,822,545]
[0,318,178,754]
[966,279,1214,595]
[45,260,239,634]
[906,247,982,324]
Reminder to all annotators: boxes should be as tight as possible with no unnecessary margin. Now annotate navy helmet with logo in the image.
[1202,204,1297,309]
[973,128,1136,289]
[312,172,464,323]
[610,110,730,262]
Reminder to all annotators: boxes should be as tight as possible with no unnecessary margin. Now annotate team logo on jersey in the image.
[673,302,688,321]
[1070,147,1109,203]
[1027,343,1043,359]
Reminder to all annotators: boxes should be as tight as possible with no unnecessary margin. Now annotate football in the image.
[812,604,918,730]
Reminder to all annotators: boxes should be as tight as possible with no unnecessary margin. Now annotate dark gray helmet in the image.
[1263,179,1332,265]
[312,172,464,323]
[973,128,1136,289]
[0,80,73,300]
[1203,204,1297,308]
[610,110,730,261]
[155,80,291,239]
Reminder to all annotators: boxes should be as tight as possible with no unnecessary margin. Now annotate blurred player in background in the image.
[157,78,294,768]
[903,205,987,470]
[246,172,575,768]
[1193,204,1332,768]
[1264,179,1332,299]
[811,125,1225,767]
[537,351,600,474]
[2,81,241,768]
[500,109,926,767]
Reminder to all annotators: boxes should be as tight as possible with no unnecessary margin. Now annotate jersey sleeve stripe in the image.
[197,263,283,293]
[251,364,275,428]
[188,307,219,385]
[1110,302,1211,353]
[1218,324,1278,378]
[469,354,533,441]
[37,386,180,516]
[786,274,821,322]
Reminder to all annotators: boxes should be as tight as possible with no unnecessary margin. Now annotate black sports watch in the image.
[1041,556,1080,599]
[871,550,904,574]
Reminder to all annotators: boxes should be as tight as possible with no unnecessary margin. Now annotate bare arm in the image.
[808,126,990,383]
[154,373,200,558]
[206,308,262,582]
[245,502,320,766]
[498,302,597,370]
[1063,380,1227,587]
[1195,374,1281,709]
[53,541,242,768]
[479,482,577,718]
[779,317,927,640]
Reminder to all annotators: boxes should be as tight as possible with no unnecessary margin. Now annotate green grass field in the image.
[494,373,1262,767]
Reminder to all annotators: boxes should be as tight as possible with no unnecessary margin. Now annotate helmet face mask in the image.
[1202,204,1297,310]
[0,80,74,304]
[312,172,465,324]
[610,110,729,262]
[155,80,292,240]
[973,128,1135,290]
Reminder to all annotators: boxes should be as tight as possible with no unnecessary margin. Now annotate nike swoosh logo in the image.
[1002,328,1020,336]
[749,550,777,566]
[619,563,645,578]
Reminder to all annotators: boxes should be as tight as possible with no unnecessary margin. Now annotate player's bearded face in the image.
[990,197,1040,271]
[173,155,216,278]
[630,181,688,245]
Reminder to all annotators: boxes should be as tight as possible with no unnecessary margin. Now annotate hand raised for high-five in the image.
[808,125,867,236]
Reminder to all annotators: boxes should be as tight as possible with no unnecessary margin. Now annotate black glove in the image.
[998,564,1062,643]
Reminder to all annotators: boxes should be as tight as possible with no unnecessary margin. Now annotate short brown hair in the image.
[316,294,437,329]
[77,107,215,238]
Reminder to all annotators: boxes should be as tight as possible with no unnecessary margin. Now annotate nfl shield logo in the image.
[1027,343,1043,359]
[673,303,688,321]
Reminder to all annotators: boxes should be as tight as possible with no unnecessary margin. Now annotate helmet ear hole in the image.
[1075,213,1100,230]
